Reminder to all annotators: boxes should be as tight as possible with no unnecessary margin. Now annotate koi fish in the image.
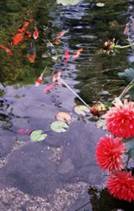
[56,29,69,39]
[35,67,47,86]
[27,53,36,63]
[18,20,31,33]
[12,32,25,46]
[12,19,32,45]
[0,44,13,56]
[43,83,56,93]
[123,23,129,36]
[73,48,83,60]
[25,31,32,39]
[52,71,61,84]
[33,27,39,40]
[35,76,43,87]
[64,49,70,63]
[27,41,36,63]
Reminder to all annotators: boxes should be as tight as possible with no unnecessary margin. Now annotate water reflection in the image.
[49,0,130,104]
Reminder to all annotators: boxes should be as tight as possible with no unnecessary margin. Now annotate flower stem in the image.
[114,43,134,49]
[118,79,134,99]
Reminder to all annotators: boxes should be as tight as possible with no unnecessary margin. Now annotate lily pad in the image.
[56,112,72,124]
[96,2,105,7]
[57,0,81,6]
[74,105,89,116]
[30,130,47,142]
[50,121,69,133]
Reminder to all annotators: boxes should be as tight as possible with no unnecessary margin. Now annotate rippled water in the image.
[49,0,131,104]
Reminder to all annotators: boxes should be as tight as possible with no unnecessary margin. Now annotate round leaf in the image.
[74,105,89,116]
[50,121,69,133]
[56,112,72,124]
[30,130,47,142]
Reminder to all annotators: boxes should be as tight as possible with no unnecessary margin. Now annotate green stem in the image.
[41,66,47,77]
[118,79,134,99]
[114,43,134,49]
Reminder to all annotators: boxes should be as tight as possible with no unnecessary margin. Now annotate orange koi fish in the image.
[33,27,39,40]
[73,48,83,60]
[27,41,36,63]
[25,31,32,39]
[0,44,13,56]
[18,19,32,33]
[12,19,32,46]
[64,49,70,63]
[12,32,25,46]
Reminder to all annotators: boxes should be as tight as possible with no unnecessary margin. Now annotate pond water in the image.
[0,0,134,211]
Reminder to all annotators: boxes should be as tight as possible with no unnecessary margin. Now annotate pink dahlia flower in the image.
[107,171,134,202]
[105,100,134,138]
[96,135,125,171]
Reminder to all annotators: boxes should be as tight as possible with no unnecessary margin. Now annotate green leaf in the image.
[57,0,81,6]
[50,121,69,133]
[118,68,134,82]
[74,105,89,116]
[30,130,47,142]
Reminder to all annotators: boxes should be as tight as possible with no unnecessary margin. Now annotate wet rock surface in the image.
[0,85,105,210]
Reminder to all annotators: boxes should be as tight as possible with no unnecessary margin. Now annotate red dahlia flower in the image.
[107,171,134,202]
[96,135,125,171]
[105,100,134,138]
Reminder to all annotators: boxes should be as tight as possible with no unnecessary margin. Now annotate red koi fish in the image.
[73,48,83,60]
[64,49,70,63]
[35,72,44,87]
[12,32,25,46]
[33,27,39,40]
[43,83,56,93]
[0,44,13,56]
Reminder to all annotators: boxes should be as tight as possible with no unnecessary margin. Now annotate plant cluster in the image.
[96,99,134,202]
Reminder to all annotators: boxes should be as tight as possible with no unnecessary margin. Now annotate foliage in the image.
[30,130,47,142]
[50,120,69,133]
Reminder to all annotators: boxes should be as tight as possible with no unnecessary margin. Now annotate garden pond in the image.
[0,0,134,210]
